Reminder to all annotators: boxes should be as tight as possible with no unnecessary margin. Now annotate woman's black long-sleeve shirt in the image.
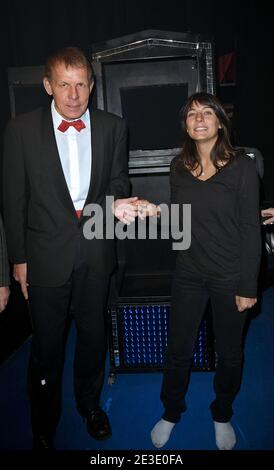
[170,152,261,297]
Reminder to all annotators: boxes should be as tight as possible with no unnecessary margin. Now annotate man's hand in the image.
[235,296,257,312]
[261,208,274,225]
[0,286,10,313]
[112,197,139,225]
[13,263,28,300]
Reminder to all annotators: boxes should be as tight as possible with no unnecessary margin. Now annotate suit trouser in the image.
[27,256,110,434]
[161,267,247,423]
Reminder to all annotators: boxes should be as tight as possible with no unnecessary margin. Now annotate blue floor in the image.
[0,287,274,451]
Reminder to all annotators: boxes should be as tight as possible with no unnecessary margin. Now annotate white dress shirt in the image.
[51,101,92,211]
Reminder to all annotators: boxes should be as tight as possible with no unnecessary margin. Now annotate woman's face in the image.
[185,100,221,144]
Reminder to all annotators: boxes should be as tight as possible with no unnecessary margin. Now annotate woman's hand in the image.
[132,199,161,220]
[235,296,257,312]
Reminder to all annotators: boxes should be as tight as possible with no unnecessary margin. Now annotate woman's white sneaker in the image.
[151,419,175,448]
[214,421,236,450]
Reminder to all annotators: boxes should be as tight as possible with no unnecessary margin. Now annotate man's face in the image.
[43,62,93,120]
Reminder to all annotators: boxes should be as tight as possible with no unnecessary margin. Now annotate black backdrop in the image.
[0,0,273,362]
[0,0,273,199]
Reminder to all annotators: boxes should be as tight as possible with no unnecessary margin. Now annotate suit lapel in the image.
[41,106,76,215]
[85,109,104,205]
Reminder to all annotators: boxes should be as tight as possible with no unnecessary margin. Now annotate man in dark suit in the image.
[0,214,10,313]
[3,47,137,449]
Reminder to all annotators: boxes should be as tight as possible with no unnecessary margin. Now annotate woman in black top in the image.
[150,92,261,450]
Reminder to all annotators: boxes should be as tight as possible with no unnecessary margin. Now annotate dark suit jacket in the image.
[3,106,130,286]
[0,214,10,287]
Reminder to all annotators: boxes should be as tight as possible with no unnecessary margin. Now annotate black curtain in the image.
[0,0,273,361]
[0,0,274,198]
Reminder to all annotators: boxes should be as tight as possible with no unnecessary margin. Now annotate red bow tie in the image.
[58,119,86,132]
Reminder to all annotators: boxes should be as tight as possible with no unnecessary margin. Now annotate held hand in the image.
[132,199,161,220]
[261,208,274,225]
[0,286,10,313]
[13,263,29,300]
[112,197,139,225]
[235,296,257,312]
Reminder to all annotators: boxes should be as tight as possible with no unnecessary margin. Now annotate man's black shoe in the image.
[33,433,55,450]
[85,407,112,440]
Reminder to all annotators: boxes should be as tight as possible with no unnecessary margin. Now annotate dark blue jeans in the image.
[161,267,247,423]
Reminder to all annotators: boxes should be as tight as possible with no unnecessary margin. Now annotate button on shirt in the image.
[51,101,92,211]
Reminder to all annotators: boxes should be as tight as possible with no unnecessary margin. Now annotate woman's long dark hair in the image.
[176,92,236,174]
